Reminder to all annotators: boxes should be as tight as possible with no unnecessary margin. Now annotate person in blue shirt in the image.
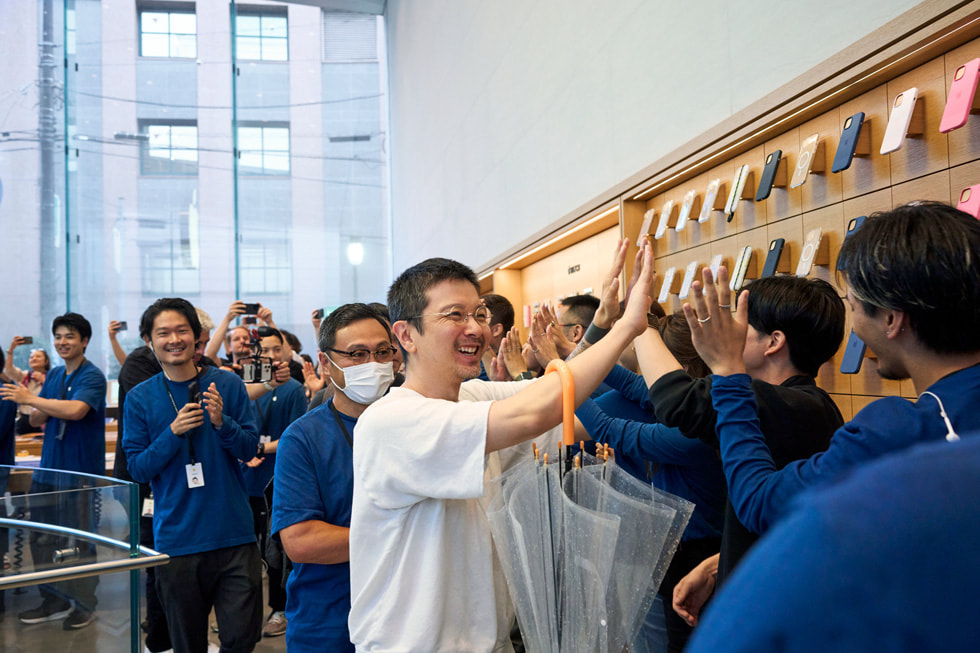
[122,298,262,653]
[686,434,980,652]
[241,325,306,638]
[271,303,396,653]
[682,201,980,536]
[2,312,106,630]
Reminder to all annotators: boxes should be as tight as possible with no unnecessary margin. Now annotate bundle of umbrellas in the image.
[483,362,693,652]
[484,448,692,652]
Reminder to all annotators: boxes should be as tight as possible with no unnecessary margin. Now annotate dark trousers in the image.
[27,481,99,612]
[659,536,722,653]
[155,543,263,653]
[249,490,286,612]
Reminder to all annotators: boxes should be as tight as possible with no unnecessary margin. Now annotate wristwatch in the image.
[257,441,266,456]
[263,381,275,391]
[513,371,535,381]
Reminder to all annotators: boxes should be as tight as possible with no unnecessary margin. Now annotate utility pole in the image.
[38,0,61,312]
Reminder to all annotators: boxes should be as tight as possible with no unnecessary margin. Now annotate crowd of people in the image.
[0,200,978,652]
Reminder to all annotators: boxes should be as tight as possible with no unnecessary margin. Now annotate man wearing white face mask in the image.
[270,303,396,653]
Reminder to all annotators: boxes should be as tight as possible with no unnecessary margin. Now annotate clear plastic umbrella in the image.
[484,361,694,652]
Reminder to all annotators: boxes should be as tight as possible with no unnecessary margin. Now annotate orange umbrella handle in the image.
[545,359,576,446]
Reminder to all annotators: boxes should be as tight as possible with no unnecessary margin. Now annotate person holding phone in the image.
[1,313,107,629]
[123,298,263,653]
[4,336,50,434]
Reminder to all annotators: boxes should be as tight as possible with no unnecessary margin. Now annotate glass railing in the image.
[0,465,167,653]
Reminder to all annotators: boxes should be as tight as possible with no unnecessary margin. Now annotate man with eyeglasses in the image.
[348,246,655,652]
[271,303,397,653]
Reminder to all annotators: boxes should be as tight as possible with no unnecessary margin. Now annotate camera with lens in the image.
[237,326,274,384]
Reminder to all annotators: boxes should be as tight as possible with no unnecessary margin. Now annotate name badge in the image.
[186,462,205,488]
[259,435,272,444]
[142,497,154,517]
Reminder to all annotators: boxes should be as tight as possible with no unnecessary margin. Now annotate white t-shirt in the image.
[349,379,536,653]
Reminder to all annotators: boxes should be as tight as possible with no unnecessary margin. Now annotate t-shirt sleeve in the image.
[355,394,489,510]
[271,425,330,536]
[73,365,107,412]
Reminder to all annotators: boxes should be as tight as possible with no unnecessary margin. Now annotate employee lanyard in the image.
[163,369,201,463]
[327,401,354,449]
[56,359,87,440]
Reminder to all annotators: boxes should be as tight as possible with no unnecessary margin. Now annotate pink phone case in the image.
[940,58,980,133]
[956,185,980,219]
[880,87,919,154]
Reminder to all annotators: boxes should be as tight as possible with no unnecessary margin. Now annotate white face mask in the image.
[329,358,394,405]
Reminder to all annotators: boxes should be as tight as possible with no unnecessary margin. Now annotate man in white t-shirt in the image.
[349,241,653,652]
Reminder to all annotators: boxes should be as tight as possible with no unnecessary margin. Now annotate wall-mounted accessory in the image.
[637,208,656,246]
[761,238,788,277]
[956,184,980,218]
[657,266,681,304]
[729,246,755,291]
[940,58,980,133]
[655,199,678,239]
[708,254,727,279]
[832,112,870,172]
[724,165,753,221]
[698,178,726,223]
[678,260,703,299]
[795,227,829,276]
[756,150,786,201]
[838,215,868,374]
[676,189,700,231]
[790,134,825,188]
[880,87,923,154]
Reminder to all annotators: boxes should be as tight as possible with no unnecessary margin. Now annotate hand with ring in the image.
[682,265,749,377]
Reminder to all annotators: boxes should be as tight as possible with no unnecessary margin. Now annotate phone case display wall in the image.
[620,35,980,419]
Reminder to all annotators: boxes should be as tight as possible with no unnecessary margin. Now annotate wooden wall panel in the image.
[498,31,980,423]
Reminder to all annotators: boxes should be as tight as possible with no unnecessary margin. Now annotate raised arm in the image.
[485,240,653,453]
[206,301,246,362]
[108,320,128,366]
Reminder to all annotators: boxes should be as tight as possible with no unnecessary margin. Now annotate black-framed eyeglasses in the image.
[324,345,397,364]
[409,305,492,326]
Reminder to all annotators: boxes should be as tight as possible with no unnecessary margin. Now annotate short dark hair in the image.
[52,313,93,350]
[743,276,845,376]
[318,303,392,352]
[387,258,480,333]
[139,298,202,342]
[368,302,392,322]
[659,312,711,379]
[280,328,301,353]
[257,326,283,345]
[837,201,980,354]
[480,294,515,332]
[560,295,600,327]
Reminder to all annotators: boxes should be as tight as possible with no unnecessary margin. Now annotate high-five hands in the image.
[681,266,749,376]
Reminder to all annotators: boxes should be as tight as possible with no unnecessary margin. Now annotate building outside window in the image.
[235,12,288,61]
[238,123,290,175]
[140,121,199,175]
[140,9,197,58]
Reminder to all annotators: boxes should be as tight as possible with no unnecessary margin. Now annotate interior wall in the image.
[384,0,921,273]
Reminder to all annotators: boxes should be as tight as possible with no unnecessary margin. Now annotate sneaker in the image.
[18,599,72,624]
[62,608,96,630]
[262,610,287,637]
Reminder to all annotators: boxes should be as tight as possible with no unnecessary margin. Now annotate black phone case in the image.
[761,239,785,278]
[188,380,201,405]
[839,330,868,374]
[755,150,782,201]
[832,112,865,173]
